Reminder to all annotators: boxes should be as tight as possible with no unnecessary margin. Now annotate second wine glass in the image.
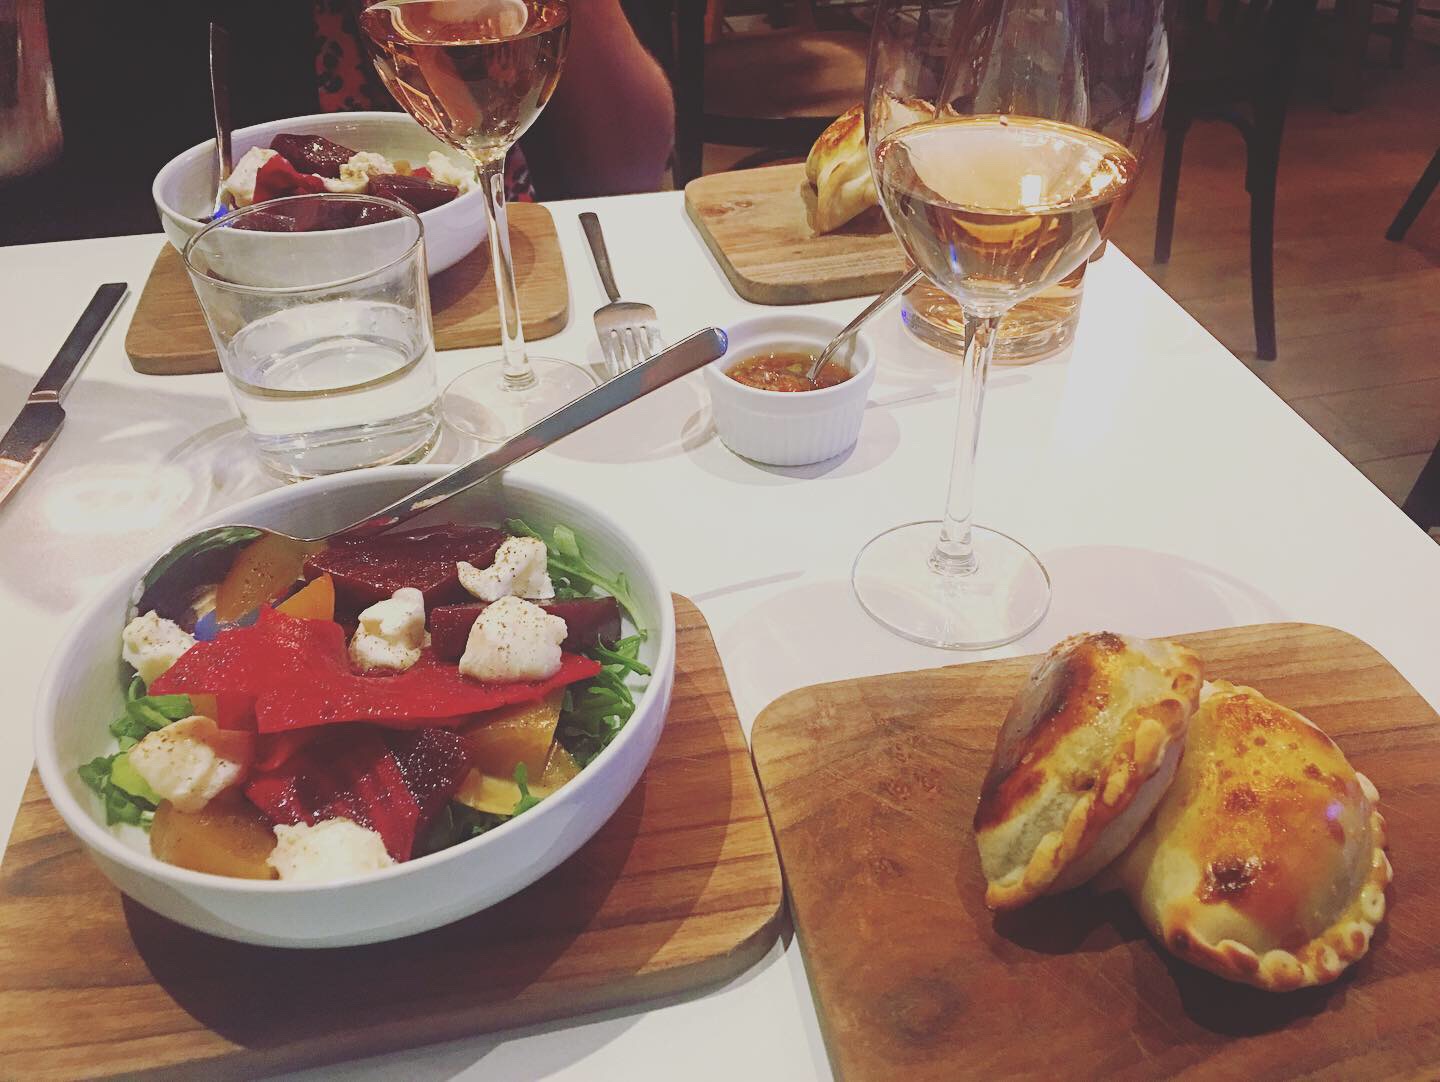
[362,0,596,442]
[854,0,1168,648]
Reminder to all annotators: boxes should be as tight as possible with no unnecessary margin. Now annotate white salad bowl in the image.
[153,111,487,278]
[33,466,674,948]
[705,313,877,467]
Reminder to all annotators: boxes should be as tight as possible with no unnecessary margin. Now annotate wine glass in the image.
[854,0,1169,649]
[361,0,596,442]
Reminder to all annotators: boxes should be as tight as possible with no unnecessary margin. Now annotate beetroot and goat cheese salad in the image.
[78,520,647,883]
[217,132,474,231]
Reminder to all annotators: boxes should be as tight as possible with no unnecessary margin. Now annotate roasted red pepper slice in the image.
[257,651,599,732]
[152,608,600,733]
[252,152,329,203]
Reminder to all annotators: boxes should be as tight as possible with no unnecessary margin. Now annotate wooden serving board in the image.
[684,163,908,305]
[125,201,570,375]
[0,596,783,1081]
[751,623,1440,1081]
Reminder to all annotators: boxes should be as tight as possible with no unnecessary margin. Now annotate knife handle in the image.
[31,283,128,402]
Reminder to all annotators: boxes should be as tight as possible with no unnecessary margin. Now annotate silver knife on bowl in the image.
[0,283,129,511]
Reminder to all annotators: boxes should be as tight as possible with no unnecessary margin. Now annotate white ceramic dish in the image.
[705,314,877,467]
[34,466,673,948]
[153,112,487,277]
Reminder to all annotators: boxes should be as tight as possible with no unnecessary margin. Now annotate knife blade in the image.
[0,283,128,511]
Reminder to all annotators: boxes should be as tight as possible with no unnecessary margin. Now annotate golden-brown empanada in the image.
[805,99,934,234]
[974,633,1203,911]
[805,106,873,234]
[1113,681,1391,991]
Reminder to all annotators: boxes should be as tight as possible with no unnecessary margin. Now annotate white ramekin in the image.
[705,314,877,467]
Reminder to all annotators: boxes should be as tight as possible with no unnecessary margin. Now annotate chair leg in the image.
[1154,120,1189,265]
[1386,148,1440,242]
[1246,141,1280,361]
[1401,433,1440,531]
[1391,0,1417,67]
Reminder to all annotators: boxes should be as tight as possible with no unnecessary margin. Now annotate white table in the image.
[3,191,1438,1080]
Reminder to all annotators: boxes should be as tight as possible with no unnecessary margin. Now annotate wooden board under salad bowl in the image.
[124,201,570,375]
[750,623,1440,1081]
[0,596,783,1080]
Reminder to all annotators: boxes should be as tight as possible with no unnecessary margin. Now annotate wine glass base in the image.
[442,357,598,442]
[852,521,1051,650]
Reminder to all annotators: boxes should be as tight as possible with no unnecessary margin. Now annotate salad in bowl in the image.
[36,469,673,946]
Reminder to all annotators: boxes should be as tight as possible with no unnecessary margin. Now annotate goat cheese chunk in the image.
[267,818,395,882]
[458,536,554,602]
[223,146,279,207]
[349,587,427,672]
[459,596,567,682]
[425,151,475,192]
[321,150,395,194]
[128,715,244,813]
[122,610,197,687]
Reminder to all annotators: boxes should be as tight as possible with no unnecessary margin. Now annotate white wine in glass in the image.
[362,0,596,442]
[854,0,1165,649]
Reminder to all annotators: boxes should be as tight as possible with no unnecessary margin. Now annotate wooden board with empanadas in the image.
[683,104,921,305]
[752,623,1440,1080]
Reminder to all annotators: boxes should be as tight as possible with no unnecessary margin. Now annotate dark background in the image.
[4,1,357,246]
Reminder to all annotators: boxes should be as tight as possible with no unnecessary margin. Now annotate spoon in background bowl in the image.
[804,267,922,384]
[204,22,236,224]
[132,327,729,618]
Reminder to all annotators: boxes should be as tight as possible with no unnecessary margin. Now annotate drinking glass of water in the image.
[183,193,440,481]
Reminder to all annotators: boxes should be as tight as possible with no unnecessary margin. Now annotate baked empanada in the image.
[805,98,934,234]
[805,106,873,234]
[974,633,1203,911]
[1113,681,1391,991]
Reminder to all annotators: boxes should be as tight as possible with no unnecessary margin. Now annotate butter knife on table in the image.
[0,283,129,511]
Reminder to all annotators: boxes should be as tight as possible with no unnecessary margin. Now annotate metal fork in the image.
[580,211,663,375]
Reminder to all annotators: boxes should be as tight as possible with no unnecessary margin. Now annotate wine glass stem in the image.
[930,309,1002,577]
[476,155,536,391]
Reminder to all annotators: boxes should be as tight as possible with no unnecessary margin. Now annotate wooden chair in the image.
[1402,434,1440,532]
[1153,0,1318,361]
[669,0,870,186]
[1385,147,1440,241]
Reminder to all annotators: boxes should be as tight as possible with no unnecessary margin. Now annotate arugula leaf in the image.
[126,675,145,702]
[78,753,156,827]
[505,518,643,625]
[512,762,542,815]
[557,632,648,767]
[109,693,193,751]
[85,692,193,815]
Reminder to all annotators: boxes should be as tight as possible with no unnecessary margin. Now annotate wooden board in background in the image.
[0,597,783,1081]
[125,202,569,375]
[684,163,908,304]
[752,623,1440,1081]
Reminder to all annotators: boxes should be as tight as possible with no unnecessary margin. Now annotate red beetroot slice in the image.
[244,728,422,861]
[369,172,459,213]
[269,133,356,178]
[389,727,471,828]
[256,650,599,732]
[429,597,621,662]
[252,153,329,203]
[304,524,507,615]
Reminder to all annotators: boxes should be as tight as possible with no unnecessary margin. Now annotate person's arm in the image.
[522,0,676,198]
